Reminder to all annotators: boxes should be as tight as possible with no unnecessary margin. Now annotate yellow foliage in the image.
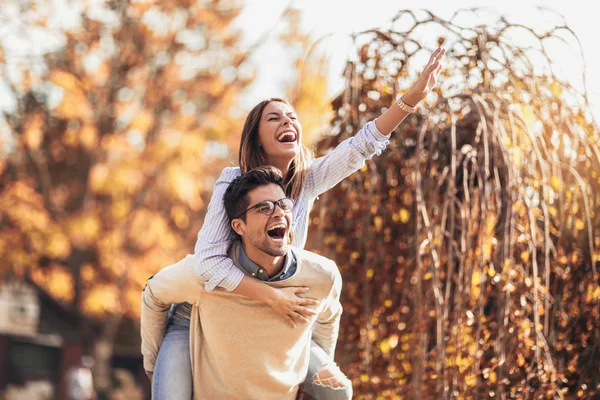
[46,230,72,258]
[90,164,110,193]
[171,205,190,229]
[464,373,477,387]
[46,266,75,302]
[586,283,600,303]
[472,269,482,286]
[51,70,94,121]
[0,0,255,329]
[482,238,493,260]
[32,265,74,303]
[81,263,96,282]
[388,334,399,349]
[374,216,383,231]
[109,165,145,195]
[111,198,132,221]
[128,211,171,250]
[551,175,561,191]
[67,213,101,246]
[399,208,410,223]
[79,123,98,149]
[129,110,155,133]
[379,338,391,355]
[520,104,535,129]
[166,166,203,208]
[83,285,119,315]
[24,113,45,150]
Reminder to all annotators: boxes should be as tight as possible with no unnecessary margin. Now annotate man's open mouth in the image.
[267,223,287,239]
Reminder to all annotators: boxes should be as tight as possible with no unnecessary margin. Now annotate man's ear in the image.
[231,218,246,236]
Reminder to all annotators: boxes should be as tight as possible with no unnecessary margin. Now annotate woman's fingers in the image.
[426,46,444,67]
[434,47,446,62]
[286,315,297,328]
[290,311,310,325]
[294,286,310,294]
[296,305,318,317]
[426,60,440,74]
[293,286,319,306]
[427,47,442,66]
[286,308,314,328]
[298,297,319,306]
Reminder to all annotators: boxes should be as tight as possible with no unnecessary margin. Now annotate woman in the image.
[149,46,446,399]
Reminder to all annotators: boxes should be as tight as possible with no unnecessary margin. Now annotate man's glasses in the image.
[235,198,294,219]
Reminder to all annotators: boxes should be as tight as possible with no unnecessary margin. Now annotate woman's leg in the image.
[302,340,352,400]
[151,305,192,400]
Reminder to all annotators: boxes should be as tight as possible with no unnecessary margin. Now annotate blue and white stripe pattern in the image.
[193,120,390,291]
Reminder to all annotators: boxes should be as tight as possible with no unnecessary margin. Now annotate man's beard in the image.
[247,231,288,257]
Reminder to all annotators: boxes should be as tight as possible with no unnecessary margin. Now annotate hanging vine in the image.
[307,8,600,399]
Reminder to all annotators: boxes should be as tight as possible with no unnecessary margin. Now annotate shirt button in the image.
[259,269,264,274]
[252,273,256,276]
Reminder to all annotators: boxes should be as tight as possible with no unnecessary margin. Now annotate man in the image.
[141,166,350,399]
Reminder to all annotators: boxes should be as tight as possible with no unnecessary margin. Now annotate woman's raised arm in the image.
[304,46,445,200]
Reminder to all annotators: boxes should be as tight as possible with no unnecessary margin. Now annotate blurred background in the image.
[0,0,598,399]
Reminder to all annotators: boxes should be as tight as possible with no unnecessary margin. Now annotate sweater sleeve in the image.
[140,255,204,373]
[304,120,390,200]
[193,167,245,291]
[311,264,343,359]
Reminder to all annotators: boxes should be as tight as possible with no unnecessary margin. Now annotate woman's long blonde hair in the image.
[238,98,312,200]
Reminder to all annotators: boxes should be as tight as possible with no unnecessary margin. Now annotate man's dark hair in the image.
[224,166,285,223]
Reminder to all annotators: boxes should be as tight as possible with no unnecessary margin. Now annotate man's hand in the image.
[270,286,319,328]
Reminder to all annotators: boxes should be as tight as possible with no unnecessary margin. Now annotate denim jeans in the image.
[152,304,352,399]
[303,341,353,400]
[151,310,191,400]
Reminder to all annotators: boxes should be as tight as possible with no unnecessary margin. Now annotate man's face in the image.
[235,183,292,257]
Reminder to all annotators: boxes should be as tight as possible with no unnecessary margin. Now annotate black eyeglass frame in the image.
[235,198,294,219]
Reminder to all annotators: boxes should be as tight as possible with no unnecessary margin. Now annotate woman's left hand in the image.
[402,46,446,106]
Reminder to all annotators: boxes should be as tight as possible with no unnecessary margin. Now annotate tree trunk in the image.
[92,337,113,398]
[92,312,124,398]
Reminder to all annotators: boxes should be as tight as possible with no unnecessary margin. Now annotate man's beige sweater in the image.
[140,242,342,400]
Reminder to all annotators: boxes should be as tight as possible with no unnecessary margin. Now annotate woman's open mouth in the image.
[277,130,297,143]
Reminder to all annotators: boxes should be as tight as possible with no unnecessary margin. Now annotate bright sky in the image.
[0,1,597,121]
[237,0,599,120]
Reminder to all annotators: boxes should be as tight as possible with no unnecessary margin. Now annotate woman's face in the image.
[257,101,302,163]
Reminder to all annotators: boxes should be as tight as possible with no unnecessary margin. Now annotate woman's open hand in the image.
[270,286,319,328]
[402,46,446,106]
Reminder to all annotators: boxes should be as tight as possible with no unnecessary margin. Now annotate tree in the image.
[279,8,332,146]
[0,0,256,394]
[307,8,600,399]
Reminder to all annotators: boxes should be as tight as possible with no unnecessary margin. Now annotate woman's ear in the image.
[231,219,246,236]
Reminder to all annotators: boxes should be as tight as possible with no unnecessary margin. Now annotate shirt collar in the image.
[237,245,295,282]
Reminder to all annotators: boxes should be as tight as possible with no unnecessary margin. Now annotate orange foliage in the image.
[0,0,252,325]
[306,9,600,399]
